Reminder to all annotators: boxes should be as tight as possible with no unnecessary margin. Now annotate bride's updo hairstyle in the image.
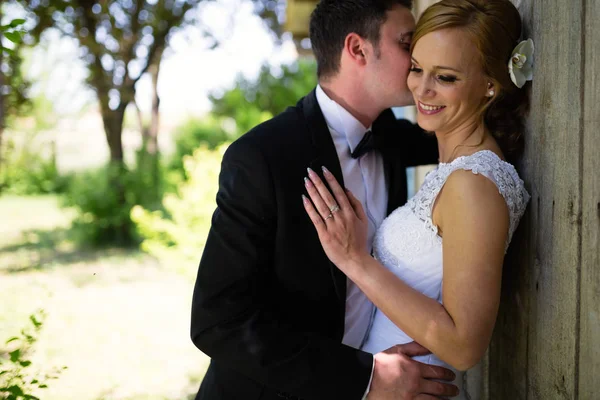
[412,0,529,159]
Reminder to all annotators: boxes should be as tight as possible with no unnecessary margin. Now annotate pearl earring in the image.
[488,89,495,97]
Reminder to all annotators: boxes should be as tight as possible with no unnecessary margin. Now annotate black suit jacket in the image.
[190,89,438,400]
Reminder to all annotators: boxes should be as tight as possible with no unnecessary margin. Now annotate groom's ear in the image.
[344,33,368,67]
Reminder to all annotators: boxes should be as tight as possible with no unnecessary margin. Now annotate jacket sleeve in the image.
[190,137,373,400]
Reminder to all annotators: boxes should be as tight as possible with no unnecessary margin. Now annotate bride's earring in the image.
[488,89,495,97]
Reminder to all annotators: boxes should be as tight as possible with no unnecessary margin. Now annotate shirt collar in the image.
[316,84,370,153]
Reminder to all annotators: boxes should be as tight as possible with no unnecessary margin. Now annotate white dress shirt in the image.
[315,85,388,395]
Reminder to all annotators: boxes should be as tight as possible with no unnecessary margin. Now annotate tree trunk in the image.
[147,59,161,195]
[102,107,126,167]
[101,103,129,244]
[134,52,162,203]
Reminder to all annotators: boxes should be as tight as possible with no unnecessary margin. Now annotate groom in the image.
[191,0,458,399]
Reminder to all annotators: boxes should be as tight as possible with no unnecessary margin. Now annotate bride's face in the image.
[407,28,492,135]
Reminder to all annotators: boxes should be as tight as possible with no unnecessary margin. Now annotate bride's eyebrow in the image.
[434,65,462,73]
[411,57,463,73]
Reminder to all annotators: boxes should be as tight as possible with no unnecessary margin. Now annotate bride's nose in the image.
[416,78,435,98]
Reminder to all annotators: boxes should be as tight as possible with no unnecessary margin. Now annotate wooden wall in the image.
[484,0,600,398]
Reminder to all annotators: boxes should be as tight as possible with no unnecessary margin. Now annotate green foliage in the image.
[166,60,316,182]
[0,138,66,195]
[0,310,65,400]
[168,116,231,170]
[166,114,266,185]
[62,162,163,247]
[132,144,226,273]
[0,19,26,56]
[210,59,317,134]
[0,17,30,124]
[1,96,65,195]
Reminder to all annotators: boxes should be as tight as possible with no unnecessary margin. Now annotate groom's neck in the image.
[319,78,381,128]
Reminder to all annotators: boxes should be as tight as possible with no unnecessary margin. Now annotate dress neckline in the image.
[433,149,524,192]
[438,149,504,165]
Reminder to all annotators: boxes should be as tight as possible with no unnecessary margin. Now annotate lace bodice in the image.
[362,150,530,399]
[408,149,530,251]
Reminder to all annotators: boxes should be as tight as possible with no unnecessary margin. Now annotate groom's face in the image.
[364,5,416,107]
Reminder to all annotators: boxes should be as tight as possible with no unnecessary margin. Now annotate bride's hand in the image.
[302,166,370,272]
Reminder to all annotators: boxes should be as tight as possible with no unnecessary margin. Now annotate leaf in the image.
[5,337,19,345]
[4,32,22,44]
[19,360,32,367]
[30,379,38,384]
[4,385,24,396]
[30,314,42,328]
[9,19,26,28]
[38,384,48,388]
[9,349,20,363]
[2,47,15,56]
[23,395,40,400]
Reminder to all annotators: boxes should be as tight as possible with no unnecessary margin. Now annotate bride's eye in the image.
[409,66,422,73]
[437,74,458,83]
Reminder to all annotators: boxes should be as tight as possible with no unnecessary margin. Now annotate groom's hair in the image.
[309,0,413,79]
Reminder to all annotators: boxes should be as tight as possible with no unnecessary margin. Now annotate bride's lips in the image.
[417,101,446,115]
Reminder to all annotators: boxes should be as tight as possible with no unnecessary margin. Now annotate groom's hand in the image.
[367,342,459,400]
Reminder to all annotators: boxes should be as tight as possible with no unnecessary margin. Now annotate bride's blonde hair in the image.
[412,0,529,159]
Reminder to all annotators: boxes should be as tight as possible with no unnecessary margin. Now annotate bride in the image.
[302,0,531,397]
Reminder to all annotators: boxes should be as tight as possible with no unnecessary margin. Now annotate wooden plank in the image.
[524,1,583,398]
[488,216,532,400]
[578,0,600,397]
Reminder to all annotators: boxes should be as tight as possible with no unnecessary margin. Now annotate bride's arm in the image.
[303,168,509,371]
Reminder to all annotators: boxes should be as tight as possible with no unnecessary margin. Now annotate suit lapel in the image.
[300,90,347,305]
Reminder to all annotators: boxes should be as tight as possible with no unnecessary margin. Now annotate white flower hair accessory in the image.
[508,39,534,88]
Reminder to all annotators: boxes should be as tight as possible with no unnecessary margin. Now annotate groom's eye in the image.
[399,42,411,51]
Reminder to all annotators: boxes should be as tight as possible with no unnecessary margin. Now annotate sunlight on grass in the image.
[0,195,210,399]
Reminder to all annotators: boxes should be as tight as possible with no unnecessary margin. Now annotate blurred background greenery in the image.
[0,0,317,398]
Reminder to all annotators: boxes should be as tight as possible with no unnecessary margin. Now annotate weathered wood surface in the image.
[512,1,582,399]
[488,0,599,398]
[579,0,600,398]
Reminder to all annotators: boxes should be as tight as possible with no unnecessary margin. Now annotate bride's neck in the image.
[435,120,490,163]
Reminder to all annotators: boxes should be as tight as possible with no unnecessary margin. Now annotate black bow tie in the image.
[351,130,376,159]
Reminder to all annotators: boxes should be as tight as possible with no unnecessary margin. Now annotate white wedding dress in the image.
[361,150,530,399]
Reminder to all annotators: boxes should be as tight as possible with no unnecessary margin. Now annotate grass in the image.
[0,194,209,400]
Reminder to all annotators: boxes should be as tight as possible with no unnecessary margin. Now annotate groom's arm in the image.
[190,136,373,400]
